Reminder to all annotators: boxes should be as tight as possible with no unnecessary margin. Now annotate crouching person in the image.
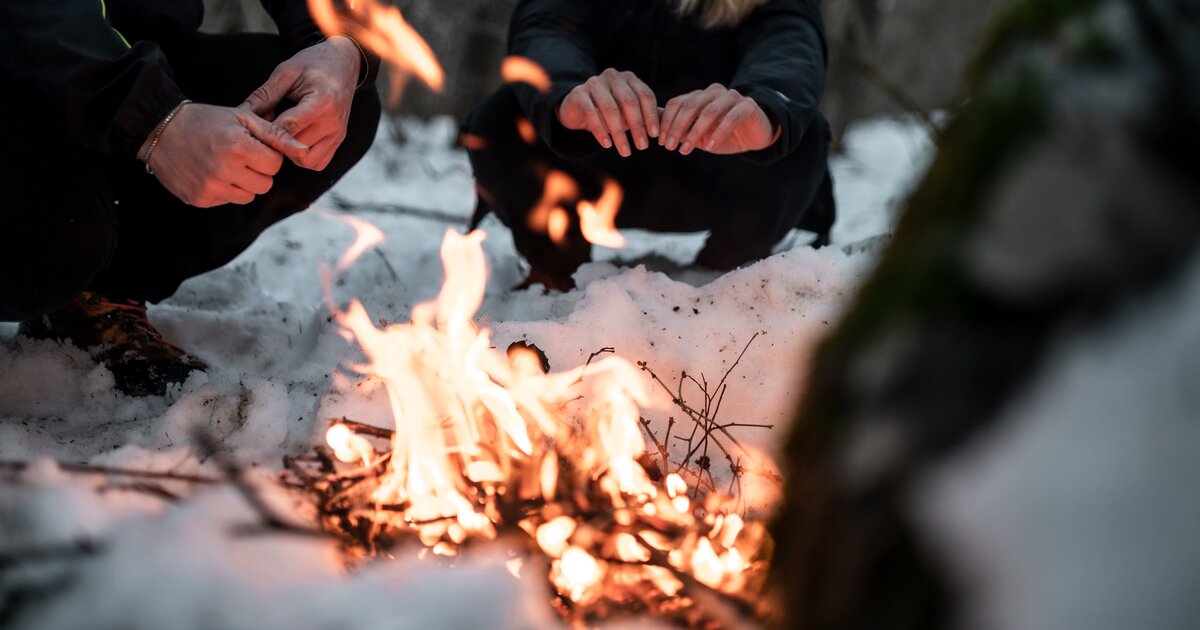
[0,0,381,396]
[466,0,836,291]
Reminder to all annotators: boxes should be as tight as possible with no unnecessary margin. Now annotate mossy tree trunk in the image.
[771,0,1200,627]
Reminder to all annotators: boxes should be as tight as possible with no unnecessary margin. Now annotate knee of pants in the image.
[465,85,529,143]
[0,146,117,321]
[465,86,552,228]
[336,88,383,175]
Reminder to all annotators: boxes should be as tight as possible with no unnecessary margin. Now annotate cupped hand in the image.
[147,103,307,208]
[557,68,659,157]
[240,36,362,171]
[660,84,776,155]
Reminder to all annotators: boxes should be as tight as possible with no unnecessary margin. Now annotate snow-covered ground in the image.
[0,116,934,628]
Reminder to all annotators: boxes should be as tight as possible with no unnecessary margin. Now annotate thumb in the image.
[238,110,309,162]
[240,66,299,117]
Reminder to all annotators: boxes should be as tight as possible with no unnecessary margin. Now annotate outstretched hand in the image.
[240,36,362,171]
[557,68,659,157]
[146,103,307,208]
[660,84,777,155]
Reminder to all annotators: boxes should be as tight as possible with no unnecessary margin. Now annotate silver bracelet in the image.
[140,99,192,175]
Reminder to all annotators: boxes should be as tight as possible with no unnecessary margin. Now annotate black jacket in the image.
[0,0,327,158]
[508,0,828,165]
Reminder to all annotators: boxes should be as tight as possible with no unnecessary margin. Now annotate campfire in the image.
[287,3,779,625]
[281,227,776,627]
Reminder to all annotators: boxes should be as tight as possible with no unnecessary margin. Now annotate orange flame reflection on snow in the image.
[307,0,444,106]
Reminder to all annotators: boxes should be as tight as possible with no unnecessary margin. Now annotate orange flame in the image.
[501,56,552,93]
[528,170,579,240]
[323,226,771,608]
[578,178,625,248]
[307,0,444,107]
[329,229,656,545]
[515,117,538,145]
[327,212,386,274]
[529,172,626,249]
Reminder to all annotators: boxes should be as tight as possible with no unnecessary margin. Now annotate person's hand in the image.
[147,103,308,208]
[240,36,362,171]
[660,84,776,155]
[557,68,659,157]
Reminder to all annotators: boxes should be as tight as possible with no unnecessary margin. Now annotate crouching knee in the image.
[0,221,116,322]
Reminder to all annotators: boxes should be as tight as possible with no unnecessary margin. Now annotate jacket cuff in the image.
[113,45,188,157]
[736,84,798,166]
[534,81,603,161]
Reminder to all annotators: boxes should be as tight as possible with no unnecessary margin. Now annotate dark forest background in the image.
[200,0,1007,142]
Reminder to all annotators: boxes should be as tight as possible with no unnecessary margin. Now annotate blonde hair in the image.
[676,0,768,28]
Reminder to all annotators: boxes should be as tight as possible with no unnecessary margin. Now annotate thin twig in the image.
[0,460,219,485]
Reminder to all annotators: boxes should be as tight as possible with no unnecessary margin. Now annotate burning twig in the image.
[286,231,773,627]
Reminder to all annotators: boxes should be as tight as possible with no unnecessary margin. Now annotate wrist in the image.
[140,100,192,175]
[325,34,368,89]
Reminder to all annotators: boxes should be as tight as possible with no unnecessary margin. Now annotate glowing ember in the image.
[325,423,374,466]
[554,546,604,602]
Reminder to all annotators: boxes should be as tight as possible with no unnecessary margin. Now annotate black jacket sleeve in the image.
[259,0,380,89]
[508,0,603,159]
[729,0,828,165]
[259,0,325,54]
[0,0,187,157]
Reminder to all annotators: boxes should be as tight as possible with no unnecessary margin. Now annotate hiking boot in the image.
[17,292,206,397]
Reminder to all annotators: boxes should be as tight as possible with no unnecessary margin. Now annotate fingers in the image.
[663,84,725,152]
[587,77,630,157]
[663,93,705,151]
[704,99,755,152]
[237,110,308,163]
[299,134,343,171]
[275,106,345,171]
[633,78,660,139]
[561,91,613,149]
[240,64,300,118]
[242,138,285,177]
[659,97,683,148]
[603,69,656,151]
[680,89,740,155]
[187,182,256,208]
[559,70,660,155]
[227,164,274,196]
[223,183,257,206]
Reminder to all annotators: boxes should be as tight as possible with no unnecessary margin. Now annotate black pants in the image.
[0,32,381,323]
[465,85,834,278]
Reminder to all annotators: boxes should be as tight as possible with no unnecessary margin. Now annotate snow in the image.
[0,115,931,627]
